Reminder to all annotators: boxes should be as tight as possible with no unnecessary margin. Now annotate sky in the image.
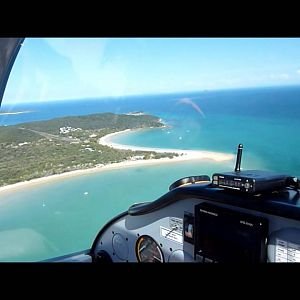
[3,38,300,103]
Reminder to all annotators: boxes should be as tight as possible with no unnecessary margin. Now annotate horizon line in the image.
[2,83,300,106]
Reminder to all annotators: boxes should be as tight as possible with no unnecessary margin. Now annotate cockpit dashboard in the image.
[83,181,300,263]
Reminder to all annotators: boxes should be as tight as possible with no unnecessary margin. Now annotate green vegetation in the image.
[0,113,177,187]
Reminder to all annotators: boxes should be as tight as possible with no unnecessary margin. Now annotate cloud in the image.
[269,73,290,80]
[280,73,290,79]
[44,38,107,85]
[43,38,131,98]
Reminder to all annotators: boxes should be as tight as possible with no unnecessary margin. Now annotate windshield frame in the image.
[0,38,25,105]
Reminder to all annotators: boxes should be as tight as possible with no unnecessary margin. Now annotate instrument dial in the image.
[136,235,164,263]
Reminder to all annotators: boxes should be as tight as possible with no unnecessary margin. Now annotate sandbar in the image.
[0,111,33,116]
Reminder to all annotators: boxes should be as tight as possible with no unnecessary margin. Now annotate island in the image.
[0,113,178,187]
[0,112,234,189]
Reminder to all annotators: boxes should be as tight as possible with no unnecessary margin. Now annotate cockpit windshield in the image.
[0,37,300,261]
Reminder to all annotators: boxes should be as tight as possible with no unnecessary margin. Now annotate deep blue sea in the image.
[2,85,300,174]
[0,85,300,261]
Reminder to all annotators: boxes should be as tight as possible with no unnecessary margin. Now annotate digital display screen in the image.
[218,179,242,188]
[195,203,268,263]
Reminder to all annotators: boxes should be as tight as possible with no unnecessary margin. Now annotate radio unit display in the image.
[194,202,268,263]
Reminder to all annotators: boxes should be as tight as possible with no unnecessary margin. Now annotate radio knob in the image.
[244,182,250,189]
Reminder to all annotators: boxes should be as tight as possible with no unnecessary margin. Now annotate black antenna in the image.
[234,144,243,172]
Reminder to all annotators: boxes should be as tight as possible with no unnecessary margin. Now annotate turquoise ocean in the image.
[0,85,300,261]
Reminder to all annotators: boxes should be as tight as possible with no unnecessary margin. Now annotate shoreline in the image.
[0,128,234,194]
[99,129,234,161]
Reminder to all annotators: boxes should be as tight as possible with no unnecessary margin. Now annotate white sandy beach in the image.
[0,128,234,194]
[99,129,234,162]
